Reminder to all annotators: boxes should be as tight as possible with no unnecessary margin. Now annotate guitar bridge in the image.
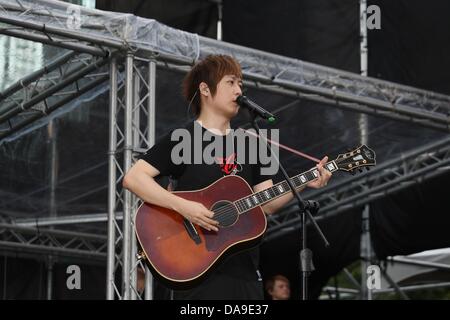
[183,218,202,245]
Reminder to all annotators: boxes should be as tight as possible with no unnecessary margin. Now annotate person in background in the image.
[265,274,291,300]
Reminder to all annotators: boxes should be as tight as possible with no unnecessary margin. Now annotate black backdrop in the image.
[223,0,450,299]
[223,0,362,299]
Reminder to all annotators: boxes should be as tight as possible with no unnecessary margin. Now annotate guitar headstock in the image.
[335,145,376,173]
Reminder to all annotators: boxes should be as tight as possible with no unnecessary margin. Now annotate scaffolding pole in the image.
[144,60,156,300]
[0,223,107,261]
[107,57,119,300]
[359,0,373,301]
[106,54,157,300]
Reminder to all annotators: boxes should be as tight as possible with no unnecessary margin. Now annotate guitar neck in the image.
[234,160,339,213]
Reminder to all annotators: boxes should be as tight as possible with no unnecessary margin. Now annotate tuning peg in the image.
[366,167,370,171]
[351,170,356,175]
[358,169,363,173]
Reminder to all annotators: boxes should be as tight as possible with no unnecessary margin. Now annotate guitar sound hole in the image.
[211,200,238,227]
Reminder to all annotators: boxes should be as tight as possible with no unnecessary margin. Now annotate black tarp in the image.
[224,0,450,299]
[96,0,218,38]
[0,256,105,299]
[371,170,450,260]
[367,0,450,268]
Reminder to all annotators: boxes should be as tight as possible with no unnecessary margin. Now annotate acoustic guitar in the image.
[135,145,376,289]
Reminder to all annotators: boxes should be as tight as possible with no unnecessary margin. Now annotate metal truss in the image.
[107,55,156,300]
[140,57,450,133]
[12,212,122,227]
[0,52,110,140]
[201,38,450,132]
[0,0,449,134]
[264,135,450,242]
[241,80,450,133]
[0,1,112,57]
[0,160,109,220]
[0,222,107,263]
[0,211,118,267]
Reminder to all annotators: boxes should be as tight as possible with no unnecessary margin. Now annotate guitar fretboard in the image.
[234,161,339,213]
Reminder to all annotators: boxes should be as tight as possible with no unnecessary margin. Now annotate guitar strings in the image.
[202,132,325,224]
[212,179,295,219]
[205,148,368,226]
[210,130,272,220]
[210,172,318,223]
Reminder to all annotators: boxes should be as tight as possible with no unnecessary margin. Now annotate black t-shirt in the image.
[141,121,268,190]
[139,121,271,282]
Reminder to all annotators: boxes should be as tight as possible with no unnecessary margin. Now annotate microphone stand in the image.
[247,110,329,300]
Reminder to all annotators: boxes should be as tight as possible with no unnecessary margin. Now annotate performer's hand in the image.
[307,156,332,189]
[177,200,219,232]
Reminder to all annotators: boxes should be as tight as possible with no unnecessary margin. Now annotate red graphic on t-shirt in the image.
[216,153,238,175]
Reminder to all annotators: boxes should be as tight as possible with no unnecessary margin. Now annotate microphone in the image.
[236,95,276,123]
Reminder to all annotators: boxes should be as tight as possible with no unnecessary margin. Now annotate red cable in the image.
[243,129,321,163]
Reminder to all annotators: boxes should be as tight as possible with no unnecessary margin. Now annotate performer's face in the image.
[209,74,243,118]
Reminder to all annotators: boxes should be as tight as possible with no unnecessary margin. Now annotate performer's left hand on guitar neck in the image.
[254,156,332,215]
[306,156,332,189]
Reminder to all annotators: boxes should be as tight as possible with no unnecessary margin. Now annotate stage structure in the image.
[0,0,449,299]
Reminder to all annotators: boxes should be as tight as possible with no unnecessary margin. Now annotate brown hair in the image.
[265,274,290,292]
[182,54,242,117]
